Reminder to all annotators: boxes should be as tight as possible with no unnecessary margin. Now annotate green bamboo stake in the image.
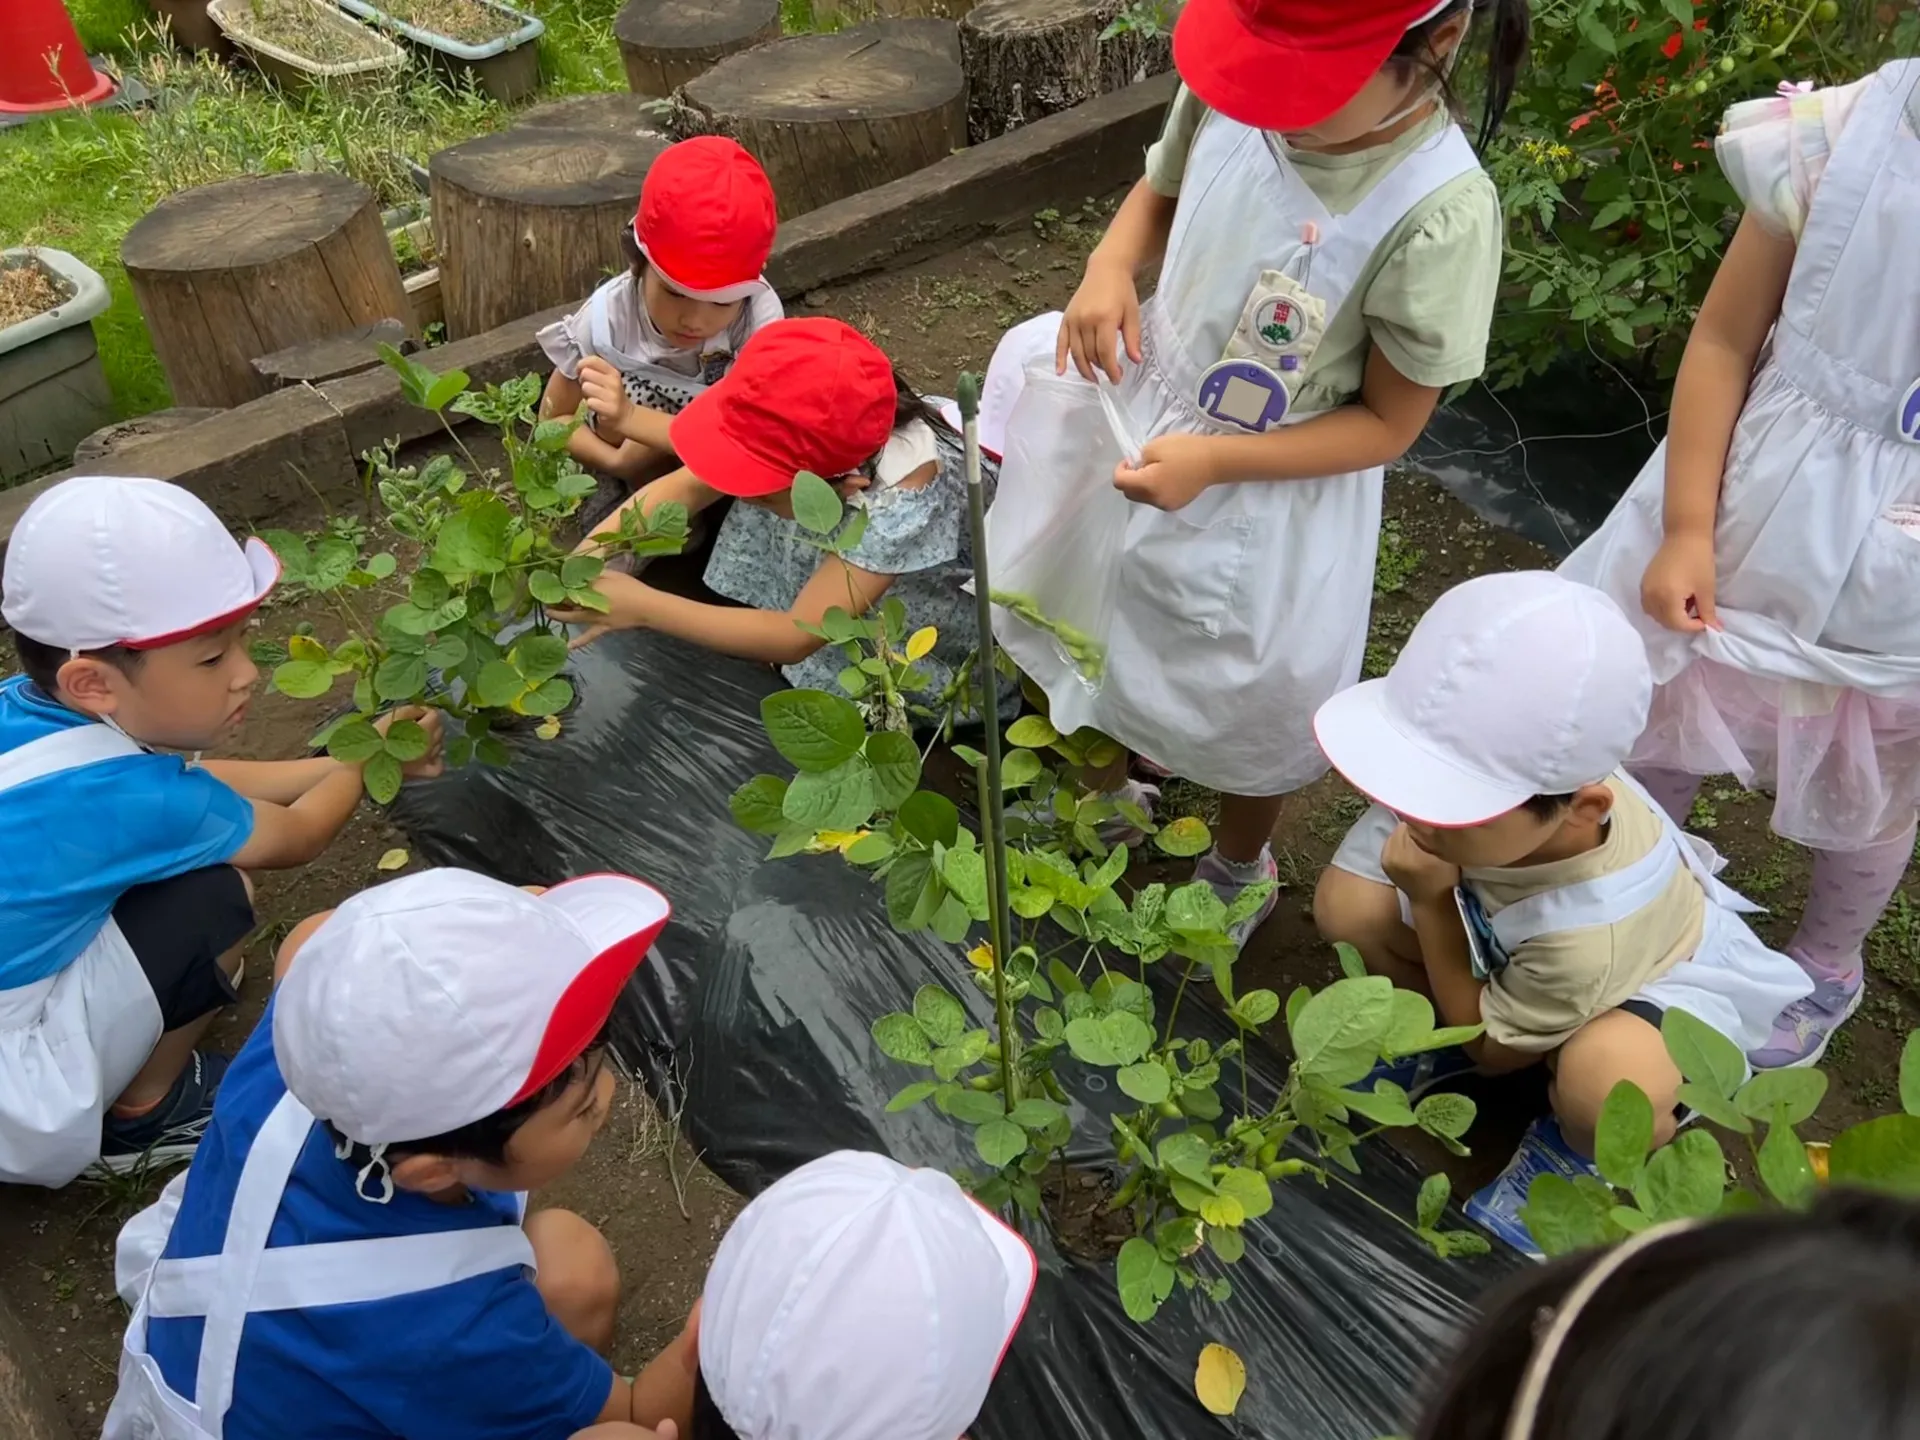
[959,372,1019,1110]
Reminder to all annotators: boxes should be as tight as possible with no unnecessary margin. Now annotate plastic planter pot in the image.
[331,0,544,102]
[206,0,406,91]
[145,0,232,54]
[0,248,114,483]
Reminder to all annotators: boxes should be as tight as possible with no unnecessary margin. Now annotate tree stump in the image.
[614,0,781,99]
[516,92,668,140]
[808,0,976,32]
[74,406,224,467]
[960,0,1171,142]
[121,172,416,410]
[429,128,668,339]
[675,22,967,219]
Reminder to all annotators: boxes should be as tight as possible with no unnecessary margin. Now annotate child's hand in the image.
[577,357,633,428]
[1114,433,1218,511]
[550,572,654,650]
[1641,533,1721,633]
[372,705,446,780]
[1381,823,1461,906]
[1058,256,1141,384]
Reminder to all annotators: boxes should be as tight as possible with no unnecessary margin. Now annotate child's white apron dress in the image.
[1341,777,1813,1056]
[987,115,1480,796]
[1561,61,1920,848]
[103,1091,536,1440]
[0,724,167,1188]
[585,284,726,418]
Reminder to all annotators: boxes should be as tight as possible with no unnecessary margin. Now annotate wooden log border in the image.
[1,73,1177,556]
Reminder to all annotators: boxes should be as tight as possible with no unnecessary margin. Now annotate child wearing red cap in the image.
[104,868,682,1440]
[553,318,995,717]
[983,0,1528,951]
[539,138,784,487]
[0,475,443,1188]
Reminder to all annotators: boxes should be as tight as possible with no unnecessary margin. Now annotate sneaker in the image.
[1194,846,1280,950]
[1465,1116,1600,1262]
[1097,778,1160,848]
[1133,755,1174,782]
[96,1051,231,1176]
[1351,1044,1478,1100]
[1748,968,1864,1070]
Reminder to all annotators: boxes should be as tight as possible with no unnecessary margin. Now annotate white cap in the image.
[1,475,279,652]
[274,869,672,1146]
[1314,571,1653,827]
[701,1150,1036,1440]
[939,312,1058,460]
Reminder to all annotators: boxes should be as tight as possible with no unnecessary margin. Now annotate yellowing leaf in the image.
[535,718,562,741]
[808,830,871,856]
[967,942,997,972]
[905,626,937,662]
[288,634,329,663]
[375,848,410,872]
[1806,1141,1830,1185]
[1194,1343,1247,1418]
[1198,1194,1245,1228]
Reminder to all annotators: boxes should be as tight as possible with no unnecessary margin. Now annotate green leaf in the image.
[1344,1080,1417,1128]
[1157,1133,1216,1186]
[1285,985,1310,1034]
[1828,1113,1920,1195]
[871,1013,933,1066]
[1662,1008,1747,1100]
[1291,977,1395,1087]
[560,554,603,590]
[1611,1204,1653,1233]
[790,471,844,535]
[913,985,967,1047]
[260,529,312,580]
[363,751,403,805]
[845,832,894,865]
[1005,714,1059,748]
[476,736,510,767]
[1735,1068,1828,1128]
[1519,1173,1612,1257]
[1903,1033,1920,1118]
[1414,1092,1476,1141]
[1215,1167,1273,1222]
[782,757,876,832]
[1381,990,1437,1057]
[326,718,385,764]
[1008,1098,1065,1130]
[1417,1173,1451,1231]
[423,368,470,412]
[761,689,867,773]
[1000,749,1044,789]
[939,1088,1007,1125]
[1155,816,1212,858]
[897,791,961,848]
[1164,882,1228,937]
[1065,1016,1117,1065]
[1208,1227,1246,1265]
[884,852,939,931]
[1230,989,1280,1030]
[1575,10,1617,55]
[273,659,336,699]
[476,659,528,709]
[1101,1012,1155,1066]
[975,1118,1027,1169]
[430,495,512,576]
[309,537,358,590]
[1594,1081,1655,1191]
[729,775,790,835]
[1634,1130,1727,1222]
[381,719,431,763]
[1335,942,1369,981]
[941,846,988,913]
[373,653,427,702]
[1115,1237,1176,1323]
[864,730,921,810]
[512,632,571,685]
[518,679,573,717]
[1757,1110,1817,1209]
[1117,1062,1171,1105]
[886,1082,938,1112]
[1675,1081,1752,1134]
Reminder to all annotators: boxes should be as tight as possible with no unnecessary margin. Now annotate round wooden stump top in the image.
[964,0,1096,35]
[614,0,781,52]
[686,27,964,123]
[430,128,670,207]
[515,93,668,136]
[122,171,378,273]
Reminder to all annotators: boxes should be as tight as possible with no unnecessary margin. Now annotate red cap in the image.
[1173,0,1456,133]
[635,137,777,303]
[670,318,898,498]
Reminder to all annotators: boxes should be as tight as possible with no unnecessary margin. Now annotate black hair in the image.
[1414,1191,1920,1440]
[1393,0,1530,151]
[620,225,648,279]
[324,1038,609,1170]
[10,632,143,698]
[1520,792,1575,821]
[691,1370,740,1440]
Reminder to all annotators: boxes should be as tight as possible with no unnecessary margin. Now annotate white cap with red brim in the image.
[1313,570,1654,828]
[274,868,672,1146]
[701,1149,1037,1440]
[1,475,279,652]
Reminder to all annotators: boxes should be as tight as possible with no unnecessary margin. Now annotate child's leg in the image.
[1550,1008,1684,1157]
[1215,791,1284,865]
[1312,866,1430,995]
[1630,766,1703,827]
[528,1207,621,1355]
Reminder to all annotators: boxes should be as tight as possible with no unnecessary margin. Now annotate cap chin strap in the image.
[1362,0,1472,137]
[1501,1219,1702,1439]
[334,1131,397,1205]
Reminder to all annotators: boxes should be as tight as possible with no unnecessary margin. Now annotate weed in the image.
[224,0,397,64]
[1308,788,1368,845]
[375,0,523,44]
[1686,793,1719,831]
[1372,518,1424,597]
[1735,841,1795,898]
[1824,1024,1854,1067]
[1867,894,1920,990]
[0,260,68,330]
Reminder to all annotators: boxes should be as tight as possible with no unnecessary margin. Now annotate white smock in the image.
[0,723,166,1188]
[1560,62,1920,850]
[1335,775,1813,1057]
[985,113,1480,796]
[103,1091,535,1440]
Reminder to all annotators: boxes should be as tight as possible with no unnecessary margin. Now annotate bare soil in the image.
[1041,1164,1132,1262]
[3,193,1913,1428]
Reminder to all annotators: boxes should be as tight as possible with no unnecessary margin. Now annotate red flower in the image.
[1570,113,1595,132]
[1662,29,1685,58]
[1694,16,1708,28]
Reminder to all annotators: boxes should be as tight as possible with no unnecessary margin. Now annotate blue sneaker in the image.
[95,1050,232,1177]
[1748,968,1864,1070]
[1352,1044,1477,1100]
[1465,1116,1601,1262]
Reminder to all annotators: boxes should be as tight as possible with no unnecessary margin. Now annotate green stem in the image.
[1163,961,1198,1046]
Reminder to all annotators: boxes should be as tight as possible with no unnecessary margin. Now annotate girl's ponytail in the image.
[1395,0,1532,152]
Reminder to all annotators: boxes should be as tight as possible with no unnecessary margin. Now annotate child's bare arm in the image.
[546,370,632,474]
[592,1315,697,1432]
[198,756,343,804]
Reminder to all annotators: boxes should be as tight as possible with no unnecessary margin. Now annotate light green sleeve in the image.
[1142,85,1211,198]
[1359,171,1505,390]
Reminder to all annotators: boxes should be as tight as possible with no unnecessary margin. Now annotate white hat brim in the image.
[637,239,768,305]
[1313,678,1534,829]
[964,1198,1038,1364]
[541,873,673,954]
